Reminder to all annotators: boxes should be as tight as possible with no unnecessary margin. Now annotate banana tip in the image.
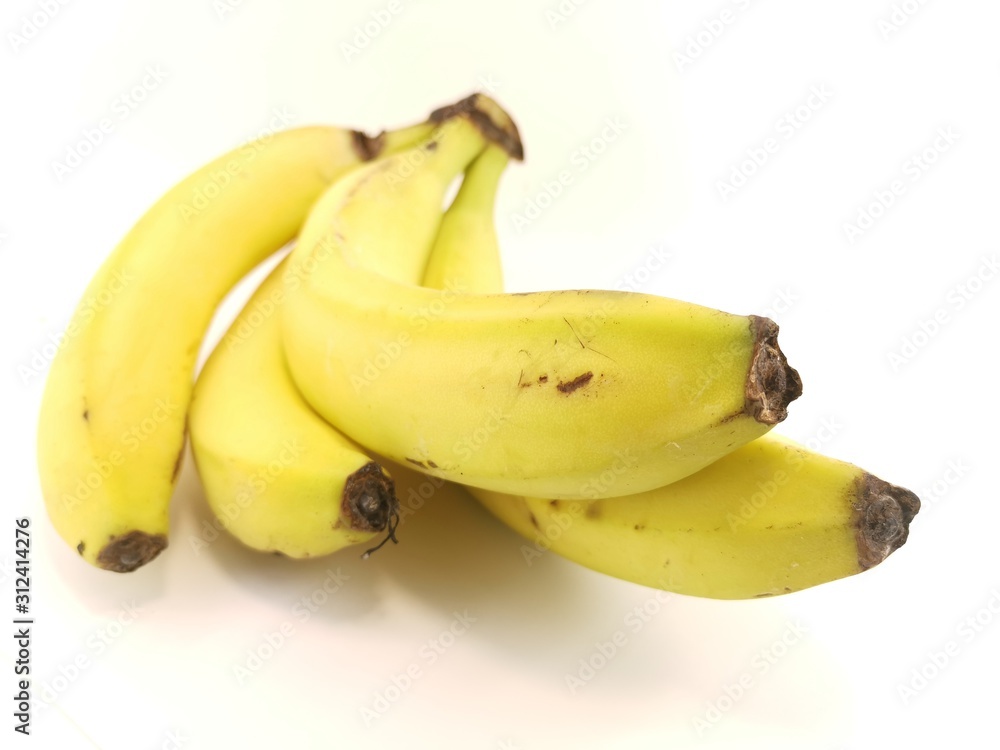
[854,474,921,569]
[97,531,168,573]
[429,93,525,161]
[745,316,802,425]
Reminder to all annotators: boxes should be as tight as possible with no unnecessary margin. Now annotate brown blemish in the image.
[743,316,802,425]
[425,140,438,151]
[754,592,775,598]
[634,524,644,531]
[557,372,594,394]
[585,504,601,519]
[427,460,438,469]
[350,130,387,161]
[76,541,85,555]
[428,93,524,160]
[82,409,89,421]
[96,531,167,573]
[342,462,398,533]
[549,499,559,508]
[852,473,920,570]
[529,512,540,530]
[538,375,548,383]
[406,458,429,469]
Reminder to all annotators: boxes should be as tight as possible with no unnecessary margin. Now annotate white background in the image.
[2,0,999,748]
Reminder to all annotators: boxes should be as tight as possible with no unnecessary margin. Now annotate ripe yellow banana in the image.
[35,106,460,572]
[281,169,803,501]
[188,115,512,558]
[471,436,920,599]
[414,136,921,601]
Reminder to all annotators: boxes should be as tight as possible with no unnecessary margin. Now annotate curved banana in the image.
[36,106,456,572]
[281,177,803,501]
[470,436,920,599]
[413,138,920,601]
[189,114,511,558]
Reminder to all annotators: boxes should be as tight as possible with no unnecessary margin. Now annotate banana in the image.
[422,144,508,293]
[35,102,469,572]
[281,170,803,501]
[418,136,919,600]
[188,114,512,559]
[470,436,920,599]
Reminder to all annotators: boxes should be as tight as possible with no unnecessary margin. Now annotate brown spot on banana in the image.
[744,316,803,425]
[96,531,167,573]
[557,372,594,394]
[350,130,387,161]
[853,473,920,570]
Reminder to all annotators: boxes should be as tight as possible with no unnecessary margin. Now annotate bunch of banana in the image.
[37,92,919,601]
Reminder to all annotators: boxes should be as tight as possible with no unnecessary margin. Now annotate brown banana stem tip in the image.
[97,531,168,573]
[350,130,388,161]
[744,316,803,425]
[342,462,400,558]
[854,474,921,569]
[429,93,525,161]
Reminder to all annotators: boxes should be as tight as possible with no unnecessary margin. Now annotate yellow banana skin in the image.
[421,140,920,600]
[282,211,803,501]
[189,115,506,558]
[36,117,439,572]
[470,436,920,599]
